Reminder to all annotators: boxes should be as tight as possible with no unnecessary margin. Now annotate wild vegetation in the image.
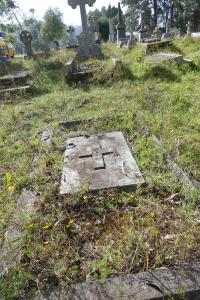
[0,38,200,298]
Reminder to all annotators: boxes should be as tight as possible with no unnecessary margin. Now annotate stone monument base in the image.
[77,32,102,60]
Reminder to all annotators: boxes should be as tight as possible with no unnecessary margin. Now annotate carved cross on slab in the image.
[78,146,115,170]
[60,132,144,194]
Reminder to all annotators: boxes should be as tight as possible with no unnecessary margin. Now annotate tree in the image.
[41,8,65,43]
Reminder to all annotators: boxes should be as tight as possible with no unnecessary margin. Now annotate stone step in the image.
[0,85,31,94]
[0,71,30,86]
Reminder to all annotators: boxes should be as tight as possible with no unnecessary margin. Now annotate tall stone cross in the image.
[68,0,102,60]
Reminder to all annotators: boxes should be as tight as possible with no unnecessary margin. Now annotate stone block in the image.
[60,131,144,194]
[145,53,184,63]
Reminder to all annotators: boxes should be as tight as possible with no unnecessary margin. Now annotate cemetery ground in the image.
[0,37,200,298]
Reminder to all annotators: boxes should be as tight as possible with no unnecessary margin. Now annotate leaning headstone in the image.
[60,131,144,194]
[19,30,34,59]
[68,0,102,60]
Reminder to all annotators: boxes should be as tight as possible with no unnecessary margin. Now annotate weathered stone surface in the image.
[65,58,76,79]
[60,131,144,194]
[0,70,30,84]
[0,226,22,275]
[0,189,37,275]
[116,2,126,43]
[19,30,34,59]
[67,263,200,300]
[145,53,183,63]
[68,0,102,60]
[33,263,200,300]
[0,85,31,95]
[16,189,37,218]
[41,127,53,146]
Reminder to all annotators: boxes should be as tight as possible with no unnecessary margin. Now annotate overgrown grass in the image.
[0,39,200,298]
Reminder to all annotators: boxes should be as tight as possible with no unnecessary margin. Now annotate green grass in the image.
[0,38,200,298]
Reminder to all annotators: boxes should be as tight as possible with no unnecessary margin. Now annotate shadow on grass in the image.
[142,65,180,82]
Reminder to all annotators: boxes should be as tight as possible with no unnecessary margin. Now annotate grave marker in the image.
[116,2,126,44]
[19,30,34,59]
[68,0,102,60]
[60,131,144,194]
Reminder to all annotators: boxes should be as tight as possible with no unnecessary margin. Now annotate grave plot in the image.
[60,131,144,194]
[0,70,32,95]
[145,53,184,63]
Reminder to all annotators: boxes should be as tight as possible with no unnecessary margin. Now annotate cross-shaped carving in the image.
[79,147,115,170]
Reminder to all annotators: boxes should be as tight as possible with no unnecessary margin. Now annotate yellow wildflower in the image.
[69,219,75,225]
[44,241,49,245]
[42,224,51,229]
[27,224,34,228]
[7,185,15,191]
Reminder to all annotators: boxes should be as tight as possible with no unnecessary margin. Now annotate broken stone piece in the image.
[41,127,53,146]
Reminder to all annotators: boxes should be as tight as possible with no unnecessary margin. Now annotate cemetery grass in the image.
[0,38,200,298]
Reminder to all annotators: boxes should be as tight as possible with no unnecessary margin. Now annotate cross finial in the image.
[68,0,96,9]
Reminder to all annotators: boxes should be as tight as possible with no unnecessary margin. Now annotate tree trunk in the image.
[153,0,158,27]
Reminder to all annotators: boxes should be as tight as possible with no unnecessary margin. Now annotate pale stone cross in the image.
[67,0,102,60]
[68,0,96,33]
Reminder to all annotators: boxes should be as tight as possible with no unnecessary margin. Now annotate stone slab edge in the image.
[34,263,200,300]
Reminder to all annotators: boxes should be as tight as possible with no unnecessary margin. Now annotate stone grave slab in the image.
[60,131,144,194]
[66,263,200,300]
[33,263,200,299]
[145,53,183,63]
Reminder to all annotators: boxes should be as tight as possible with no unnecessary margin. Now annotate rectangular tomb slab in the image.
[145,53,183,63]
[60,131,144,194]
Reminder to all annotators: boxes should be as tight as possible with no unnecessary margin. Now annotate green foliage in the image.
[1,40,200,297]
[41,7,65,43]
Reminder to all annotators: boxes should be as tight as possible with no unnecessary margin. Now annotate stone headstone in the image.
[19,30,34,59]
[67,25,76,46]
[60,131,144,194]
[68,0,102,60]
[109,18,115,43]
[187,21,192,36]
[116,2,126,43]
[0,47,8,76]
[88,15,100,42]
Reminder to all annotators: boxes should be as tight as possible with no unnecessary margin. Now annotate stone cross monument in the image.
[68,0,102,60]
[19,30,34,59]
[116,2,126,43]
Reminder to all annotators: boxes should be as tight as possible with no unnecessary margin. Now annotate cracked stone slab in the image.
[60,131,144,194]
[145,53,183,63]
